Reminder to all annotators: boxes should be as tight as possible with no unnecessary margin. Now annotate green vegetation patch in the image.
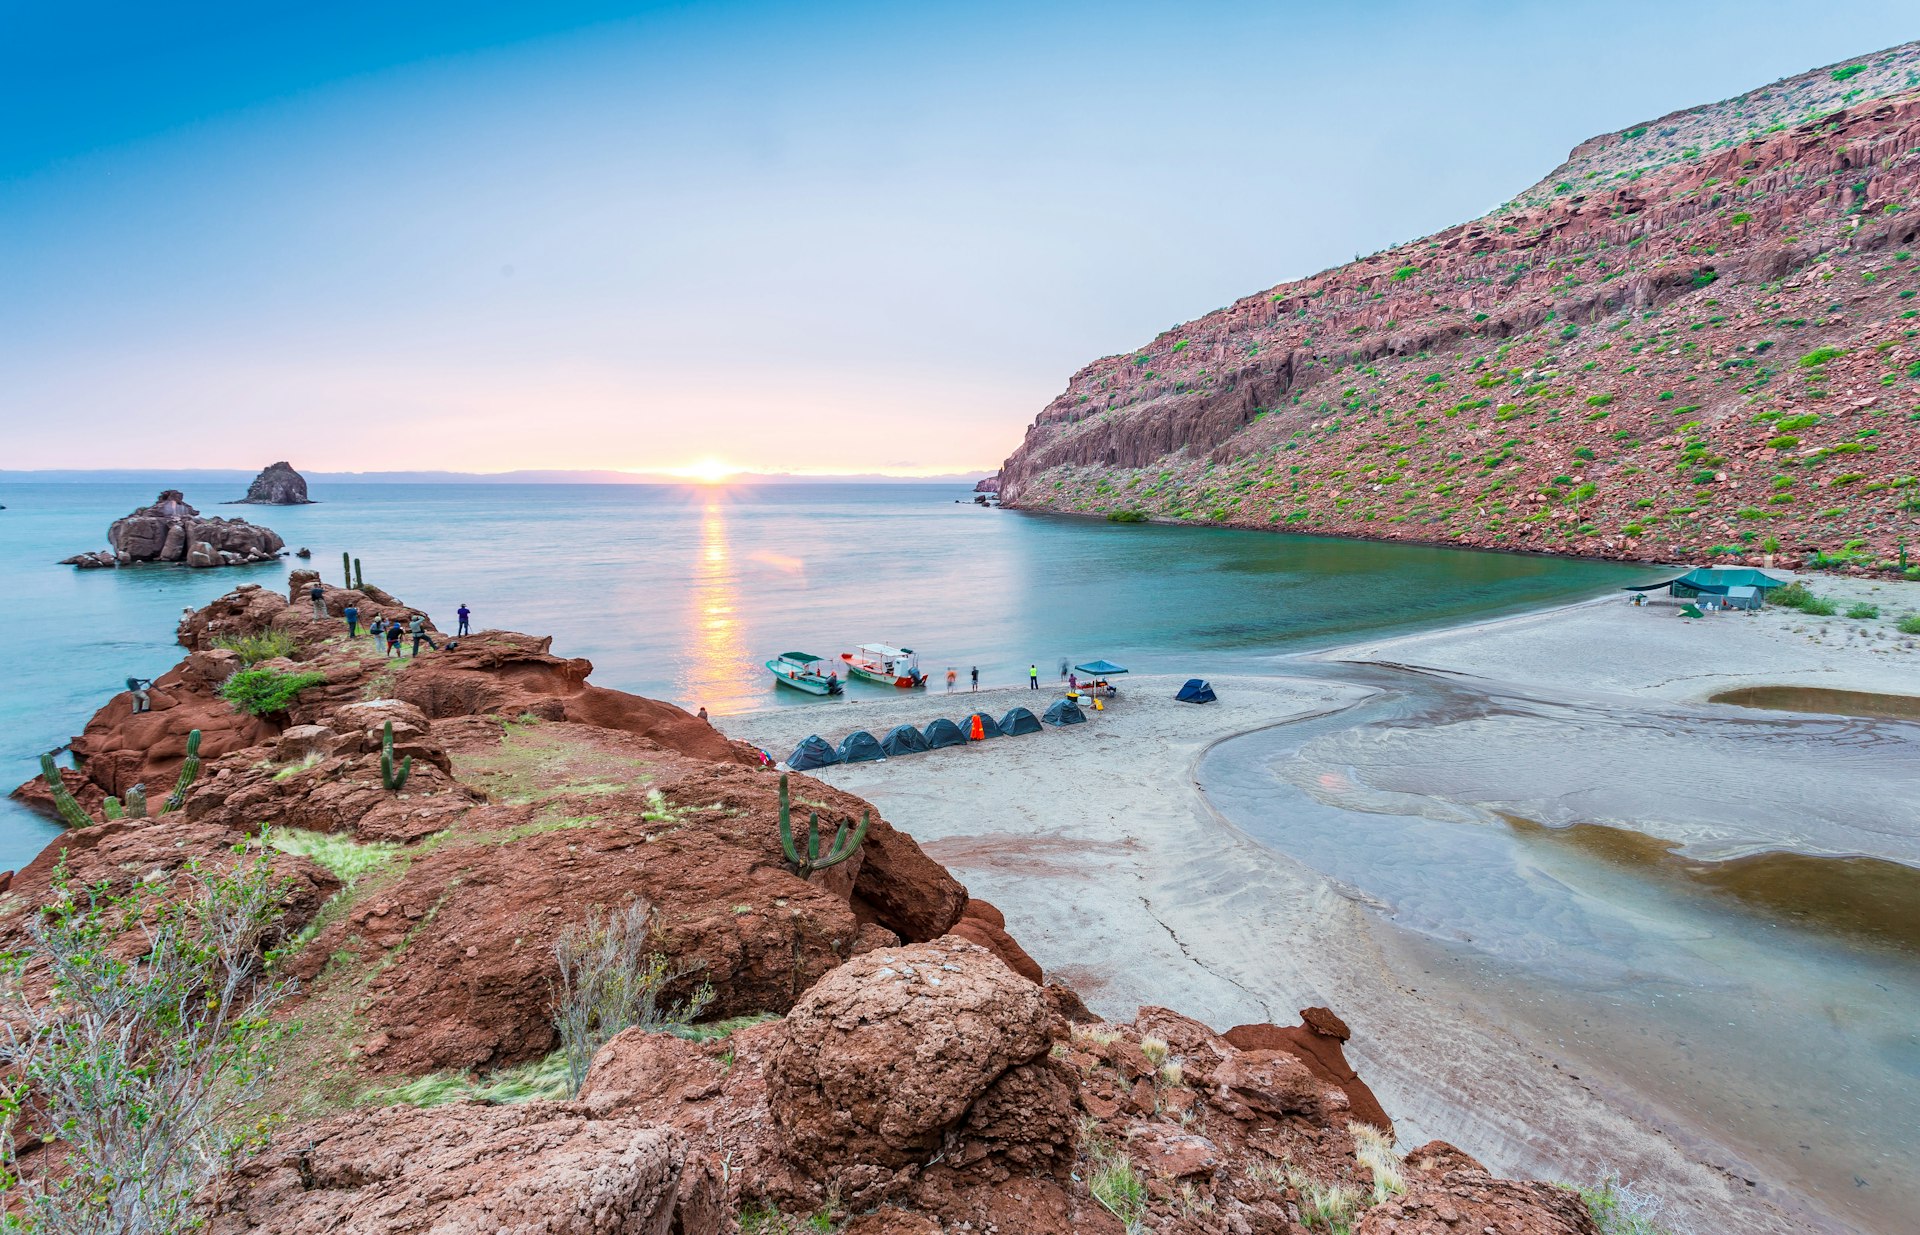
[219,667,329,716]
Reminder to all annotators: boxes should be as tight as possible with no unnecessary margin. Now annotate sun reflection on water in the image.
[685,502,749,712]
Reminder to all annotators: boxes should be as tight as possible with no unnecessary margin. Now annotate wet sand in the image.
[717,578,1920,1235]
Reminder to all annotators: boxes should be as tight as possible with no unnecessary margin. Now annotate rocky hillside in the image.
[1,578,1607,1234]
[998,43,1920,570]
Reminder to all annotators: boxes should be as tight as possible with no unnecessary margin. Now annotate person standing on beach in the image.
[343,603,359,638]
[385,622,404,659]
[946,667,957,692]
[309,581,326,619]
[409,615,439,657]
[1029,664,1039,690]
[970,666,978,691]
[457,604,471,636]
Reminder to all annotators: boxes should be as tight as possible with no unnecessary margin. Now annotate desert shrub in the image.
[553,900,713,1095]
[1082,1123,1148,1228]
[213,628,297,665]
[1106,509,1147,523]
[1351,1123,1406,1203]
[219,667,328,716]
[1845,603,1881,620]
[1770,581,1813,610]
[1799,346,1847,368]
[0,852,292,1235]
[1801,596,1838,616]
[266,827,401,885]
[1575,1172,1679,1234]
[372,1051,572,1108]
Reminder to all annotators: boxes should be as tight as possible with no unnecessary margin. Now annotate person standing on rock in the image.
[309,580,326,619]
[369,614,386,645]
[125,677,152,714]
[696,706,710,723]
[385,621,404,659]
[343,603,360,639]
[456,603,471,637]
[409,614,438,657]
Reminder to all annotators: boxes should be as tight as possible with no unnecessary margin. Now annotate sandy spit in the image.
[717,578,1920,1235]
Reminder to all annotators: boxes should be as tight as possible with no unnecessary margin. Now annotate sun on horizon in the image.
[669,458,740,484]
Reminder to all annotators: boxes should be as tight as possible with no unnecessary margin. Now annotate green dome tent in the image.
[837,731,886,763]
[922,718,968,749]
[786,735,840,771]
[998,706,1043,735]
[880,724,929,756]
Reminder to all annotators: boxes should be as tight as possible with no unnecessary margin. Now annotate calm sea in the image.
[0,480,1645,868]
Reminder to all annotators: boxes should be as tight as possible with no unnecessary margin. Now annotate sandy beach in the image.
[718,574,1920,1235]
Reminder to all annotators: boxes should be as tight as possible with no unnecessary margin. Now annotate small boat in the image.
[767,652,843,696]
[839,643,926,689]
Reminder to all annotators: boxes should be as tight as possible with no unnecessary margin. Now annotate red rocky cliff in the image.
[998,44,1920,572]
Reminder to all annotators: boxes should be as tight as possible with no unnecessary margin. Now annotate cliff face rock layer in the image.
[60,489,286,568]
[233,460,314,505]
[2,581,1596,1234]
[998,43,1920,568]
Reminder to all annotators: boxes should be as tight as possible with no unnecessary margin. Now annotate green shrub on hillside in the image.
[219,668,328,716]
[213,629,297,666]
[1845,603,1881,620]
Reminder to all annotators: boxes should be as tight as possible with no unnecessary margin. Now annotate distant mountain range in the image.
[0,469,988,486]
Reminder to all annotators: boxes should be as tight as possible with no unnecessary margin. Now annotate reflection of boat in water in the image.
[839,643,926,689]
[766,652,843,696]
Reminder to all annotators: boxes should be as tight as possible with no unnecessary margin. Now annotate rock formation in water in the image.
[996,42,1920,572]
[1,579,1601,1234]
[232,460,314,505]
[59,490,285,569]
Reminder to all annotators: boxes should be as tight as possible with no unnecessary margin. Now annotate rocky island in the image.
[1,578,1607,1234]
[996,43,1920,574]
[232,460,314,505]
[60,488,285,569]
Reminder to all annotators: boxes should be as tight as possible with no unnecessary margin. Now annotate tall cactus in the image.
[354,557,364,590]
[380,720,412,791]
[102,796,123,821]
[163,729,202,813]
[38,755,95,829]
[776,773,869,877]
[342,551,352,588]
[125,784,149,819]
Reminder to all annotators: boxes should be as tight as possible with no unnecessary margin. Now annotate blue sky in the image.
[3,1,1915,474]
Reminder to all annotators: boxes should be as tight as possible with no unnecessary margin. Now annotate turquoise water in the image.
[0,479,1646,869]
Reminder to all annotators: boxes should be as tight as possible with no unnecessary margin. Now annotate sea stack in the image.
[60,489,285,569]
[234,460,314,505]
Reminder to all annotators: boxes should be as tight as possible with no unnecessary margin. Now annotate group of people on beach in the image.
[936,661,1070,691]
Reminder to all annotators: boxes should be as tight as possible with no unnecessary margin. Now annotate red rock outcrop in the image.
[61,489,285,568]
[998,47,1920,572]
[204,1103,716,1235]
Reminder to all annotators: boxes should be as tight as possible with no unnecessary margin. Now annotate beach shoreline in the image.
[717,574,1920,1235]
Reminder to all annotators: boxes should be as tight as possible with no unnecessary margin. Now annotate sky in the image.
[3,1,1916,477]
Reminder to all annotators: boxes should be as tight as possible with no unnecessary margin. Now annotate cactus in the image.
[38,754,95,829]
[102,796,123,820]
[163,729,202,813]
[354,557,364,590]
[342,551,352,588]
[776,774,869,877]
[125,784,149,819]
[380,720,412,791]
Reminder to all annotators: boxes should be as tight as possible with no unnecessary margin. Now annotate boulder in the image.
[203,1103,714,1235]
[767,938,1060,1173]
[232,461,314,505]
